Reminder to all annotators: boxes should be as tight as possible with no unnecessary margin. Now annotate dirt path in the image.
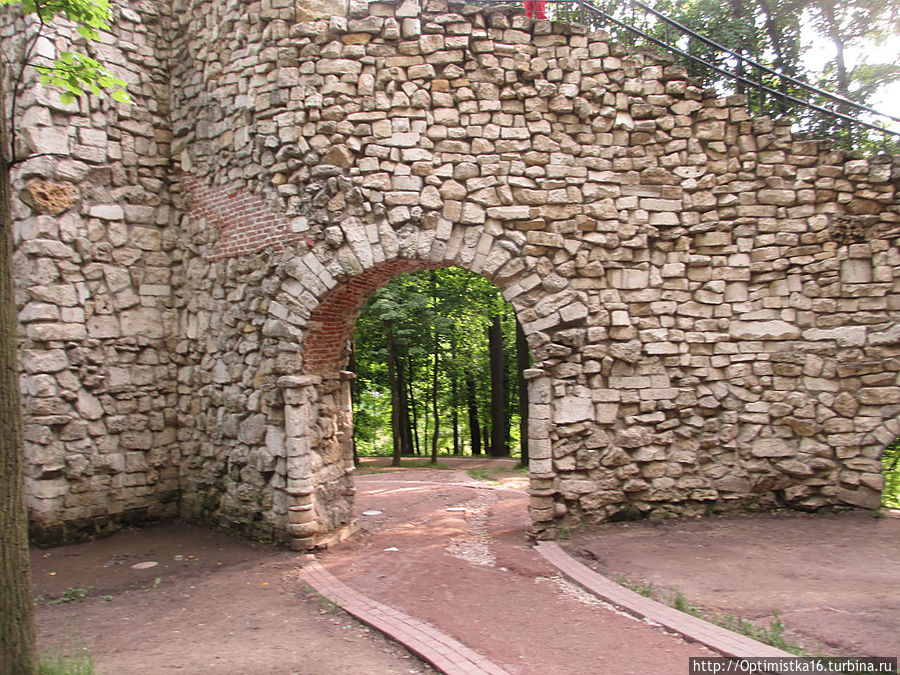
[33,462,896,673]
[33,523,436,674]
[320,467,717,674]
[563,511,900,658]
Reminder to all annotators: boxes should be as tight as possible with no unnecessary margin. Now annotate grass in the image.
[465,465,525,482]
[355,459,454,475]
[47,587,92,605]
[614,579,811,656]
[38,649,95,675]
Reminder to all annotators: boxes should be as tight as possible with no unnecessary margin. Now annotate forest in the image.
[352,268,531,466]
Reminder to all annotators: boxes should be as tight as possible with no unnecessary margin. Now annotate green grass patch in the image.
[613,579,810,655]
[465,466,520,482]
[38,649,95,675]
[49,587,92,605]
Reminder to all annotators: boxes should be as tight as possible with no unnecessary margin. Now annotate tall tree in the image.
[0,1,130,671]
[516,320,530,467]
[384,319,403,467]
[429,271,440,463]
[466,374,481,455]
[488,314,508,457]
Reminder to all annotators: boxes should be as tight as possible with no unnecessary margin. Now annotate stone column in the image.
[279,375,321,550]
[525,368,556,536]
[339,370,357,474]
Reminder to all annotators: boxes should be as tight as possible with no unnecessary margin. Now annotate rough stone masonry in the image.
[7,0,900,548]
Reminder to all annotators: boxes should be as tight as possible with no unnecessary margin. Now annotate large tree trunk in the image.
[385,320,403,467]
[466,375,481,455]
[516,320,530,467]
[1,60,37,671]
[397,355,411,457]
[489,314,508,457]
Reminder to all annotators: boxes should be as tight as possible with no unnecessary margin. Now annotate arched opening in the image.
[289,260,549,550]
[352,267,529,466]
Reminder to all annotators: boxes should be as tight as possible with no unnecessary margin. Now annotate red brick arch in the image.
[301,259,445,375]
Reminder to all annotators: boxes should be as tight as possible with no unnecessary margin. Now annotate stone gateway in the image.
[8,0,900,548]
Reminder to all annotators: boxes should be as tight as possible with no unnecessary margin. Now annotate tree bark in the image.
[385,320,403,467]
[396,355,411,457]
[466,375,481,455]
[516,320,530,467]
[451,334,459,455]
[1,52,37,670]
[430,271,440,463]
[489,314,508,457]
[406,357,420,455]
[819,0,850,95]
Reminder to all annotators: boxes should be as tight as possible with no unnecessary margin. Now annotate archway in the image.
[285,259,553,550]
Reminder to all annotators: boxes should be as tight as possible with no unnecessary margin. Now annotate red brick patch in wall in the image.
[303,259,444,374]
[184,174,303,260]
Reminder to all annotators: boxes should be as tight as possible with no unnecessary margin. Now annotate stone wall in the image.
[6,1,180,543]
[14,0,900,547]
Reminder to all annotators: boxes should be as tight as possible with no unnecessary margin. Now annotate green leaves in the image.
[34,52,132,105]
[2,0,131,106]
[3,0,114,30]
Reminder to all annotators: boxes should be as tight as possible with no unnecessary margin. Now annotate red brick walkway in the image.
[534,541,791,659]
[299,557,510,675]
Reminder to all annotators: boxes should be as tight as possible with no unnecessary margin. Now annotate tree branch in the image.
[9,1,48,165]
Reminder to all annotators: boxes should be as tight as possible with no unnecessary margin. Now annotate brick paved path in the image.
[312,467,769,675]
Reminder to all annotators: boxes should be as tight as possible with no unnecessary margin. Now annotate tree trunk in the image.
[818,0,850,94]
[451,334,460,455]
[385,320,403,467]
[430,271,440,463]
[407,357,420,456]
[489,314,508,457]
[754,0,792,75]
[516,320,530,467]
[0,56,37,670]
[467,375,481,455]
[398,354,411,457]
[430,344,439,462]
[730,0,747,94]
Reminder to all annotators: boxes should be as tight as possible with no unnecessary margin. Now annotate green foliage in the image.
[1,0,113,34]
[353,268,523,458]
[882,436,900,509]
[35,52,130,104]
[49,586,91,604]
[38,649,95,675]
[2,0,132,107]
[615,579,810,655]
[553,0,898,149]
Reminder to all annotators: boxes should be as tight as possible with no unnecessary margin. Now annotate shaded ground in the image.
[32,461,899,673]
[32,523,436,674]
[564,510,900,658]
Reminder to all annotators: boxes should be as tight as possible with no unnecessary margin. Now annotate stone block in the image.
[751,437,794,458]
[553,397,594,425]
